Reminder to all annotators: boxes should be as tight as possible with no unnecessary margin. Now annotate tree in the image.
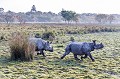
[3,11,14,24]
[4,14,13,24]
[95,14,108,23]
[17,15,26,24]
[0,8,4,13]
[107,15,114,24]
[72,14,80,24]
[31,5,36,12]
[61,9,76,23]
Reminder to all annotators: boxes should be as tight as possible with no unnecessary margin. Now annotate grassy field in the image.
[0,23,120,79]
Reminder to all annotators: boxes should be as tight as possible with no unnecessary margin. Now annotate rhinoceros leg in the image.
[81,54,87,60]
[87,52,95,62]
[74,54,80,60]
[36,46,41,55]
[40,50,46,57]
[37,51,42,55]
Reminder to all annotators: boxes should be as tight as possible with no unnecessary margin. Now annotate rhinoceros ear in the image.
[50,41,52,44]
[92,40,96,45]
[100,43,103,45]
[92,40,96,42]
[47,41,52,44]
[47,41,49,43]
[101,43,104,46]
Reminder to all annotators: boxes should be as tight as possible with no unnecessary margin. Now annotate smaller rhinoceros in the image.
[29,38,53,57]
[61,40,104,61]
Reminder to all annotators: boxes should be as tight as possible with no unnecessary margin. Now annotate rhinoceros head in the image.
[94,43,104,49]
[90,40,103,51]
[45,41,53,52]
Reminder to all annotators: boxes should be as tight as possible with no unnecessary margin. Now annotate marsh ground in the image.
[0,24,120,79]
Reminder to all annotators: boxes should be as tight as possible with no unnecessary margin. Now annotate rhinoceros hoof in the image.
[60,57,64,59]
[75,58,80,60]
[92,59,95,62]
[37,53,42,55]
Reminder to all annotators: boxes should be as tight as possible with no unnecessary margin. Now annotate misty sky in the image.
[0,0,120,14]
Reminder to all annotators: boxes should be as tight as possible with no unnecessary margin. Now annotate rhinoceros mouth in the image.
[94,46,104,50]
[49,50,53,52]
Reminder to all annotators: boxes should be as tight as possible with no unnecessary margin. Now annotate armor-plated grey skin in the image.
[29,38,53,57]
[61,40,104,62]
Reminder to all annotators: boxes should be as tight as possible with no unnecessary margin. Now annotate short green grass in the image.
[0,24,120,79]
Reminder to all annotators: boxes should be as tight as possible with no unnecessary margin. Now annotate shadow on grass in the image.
[0,55,25,66]
[48,58,87,68]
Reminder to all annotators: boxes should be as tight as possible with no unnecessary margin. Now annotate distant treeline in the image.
[1,6,120,24]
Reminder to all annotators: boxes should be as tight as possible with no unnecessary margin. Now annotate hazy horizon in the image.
[1,0,120,14]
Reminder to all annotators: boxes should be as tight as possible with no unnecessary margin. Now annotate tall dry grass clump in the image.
[9,33,35,61]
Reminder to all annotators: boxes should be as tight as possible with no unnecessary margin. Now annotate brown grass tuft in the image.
[9,32,35,61]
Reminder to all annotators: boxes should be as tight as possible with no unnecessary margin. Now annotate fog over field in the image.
[1,0,120,14]
[1,0,120,23]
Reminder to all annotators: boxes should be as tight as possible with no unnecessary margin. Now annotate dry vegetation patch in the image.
[9,32,35,61]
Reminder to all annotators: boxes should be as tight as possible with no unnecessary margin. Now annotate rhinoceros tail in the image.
[65,44,71,52]
[61,44,71,59]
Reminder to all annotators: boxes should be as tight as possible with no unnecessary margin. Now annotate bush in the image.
[42,31,55,41]
[67,30,78,34]
[35,33,41,38]
[9,33,35,61]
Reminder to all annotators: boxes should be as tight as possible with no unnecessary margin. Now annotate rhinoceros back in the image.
[68,42,93,55]
[69,42,84,55]
[81,42,92,53]
[29,38,46,50]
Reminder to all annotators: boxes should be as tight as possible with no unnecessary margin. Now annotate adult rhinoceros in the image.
[61,40,104,61]
[29,38,53,57]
